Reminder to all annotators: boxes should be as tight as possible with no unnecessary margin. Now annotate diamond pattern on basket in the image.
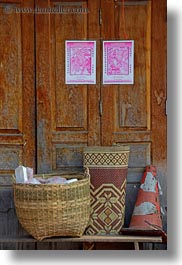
[86,181,126,235]
[84,152,129,168]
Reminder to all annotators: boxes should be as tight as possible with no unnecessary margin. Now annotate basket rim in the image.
[12,172,90,186]
[83,145,130,153]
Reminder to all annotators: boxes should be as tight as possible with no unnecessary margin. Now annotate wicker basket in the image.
[83,146,130,235]
[13,172,90,241]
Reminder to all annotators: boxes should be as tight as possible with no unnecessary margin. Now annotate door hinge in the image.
[99,100,103,116]
[99,8,102,25]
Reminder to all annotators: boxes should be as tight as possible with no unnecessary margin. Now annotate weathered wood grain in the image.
[151,0,167,231]
[36,0,101,174]
[0,235,162,243]
[101,0,116,145]
[22,0,36,170]
[87,0,101,146]
[0,0,35,180]
[36,0,53,173]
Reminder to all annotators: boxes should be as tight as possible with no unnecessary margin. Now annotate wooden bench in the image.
[0,235,163,250]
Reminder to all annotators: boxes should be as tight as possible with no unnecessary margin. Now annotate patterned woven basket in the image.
[13,172,90,241]
[83,146,130,235]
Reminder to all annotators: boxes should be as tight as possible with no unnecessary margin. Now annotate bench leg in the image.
[134,242,140,250]
[83,242,95,250]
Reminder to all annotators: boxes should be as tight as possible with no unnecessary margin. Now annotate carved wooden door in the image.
[0,0,35,185]
[36,0,166,226]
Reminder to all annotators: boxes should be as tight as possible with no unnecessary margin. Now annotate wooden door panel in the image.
[0,0,35,243]
[0,0,35,185]
[101,0,166,162]
[52,3,87,131]
[116,1,151,132]
[52,144,86,171]
[117,1,151,129]
[101,0,151,177]
[101,0,151,145]
[36,0,100,173]
[100,0,152,191]
[151,0,167,229]
[101,0,167,228]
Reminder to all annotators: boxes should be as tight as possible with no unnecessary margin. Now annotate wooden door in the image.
[0,0,35,185]
[36,0,101,173]
[0,0,35,244]
[36,0,167,229]
[100,0,167,227]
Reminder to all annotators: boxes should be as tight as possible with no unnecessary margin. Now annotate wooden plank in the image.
[21,0,36,170]
[101,0,116,145]
[35,0,52,173]
[87,0,101,146]
[151,0,167,164]
[146,1,151,130]
[0,235,163,243]
[151,1,167,160]
[151,0,167,231]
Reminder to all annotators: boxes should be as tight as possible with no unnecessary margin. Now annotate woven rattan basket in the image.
[13,172,90,241]
[83,145,130,235]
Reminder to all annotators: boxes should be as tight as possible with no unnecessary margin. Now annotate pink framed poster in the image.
[65,41,96,84]
[103,40,134,84]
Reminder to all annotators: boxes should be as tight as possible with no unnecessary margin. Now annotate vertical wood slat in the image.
[87,0,101,145]
[151,0,167,229]
[36,0,52,173]
[151,0,167,166]
[101,0,116,145]
[151,0,167,230]
[22,0,36,170]
[146,1,151,131]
